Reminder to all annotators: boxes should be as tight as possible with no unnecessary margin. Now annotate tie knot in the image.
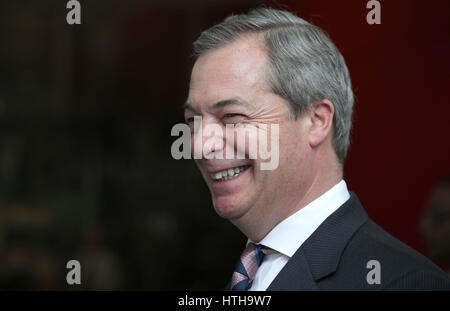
[231,243,276,291]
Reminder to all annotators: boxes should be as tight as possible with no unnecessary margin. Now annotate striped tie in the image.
[231,243,275,291]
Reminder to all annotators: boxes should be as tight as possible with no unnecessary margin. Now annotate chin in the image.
[212,196,249,220]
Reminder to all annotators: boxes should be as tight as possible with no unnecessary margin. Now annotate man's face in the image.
[185,36,313,228]
[421,184,450,262]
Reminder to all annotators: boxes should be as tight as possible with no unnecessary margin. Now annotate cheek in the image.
[276,126,312,177]
[279,126,302,157]
[227,126,260,159]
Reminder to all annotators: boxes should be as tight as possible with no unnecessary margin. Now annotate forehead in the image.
[188,35,269,110]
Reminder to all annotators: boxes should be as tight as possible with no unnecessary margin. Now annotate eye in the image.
[223,113,246,123]
[184,112,197,124]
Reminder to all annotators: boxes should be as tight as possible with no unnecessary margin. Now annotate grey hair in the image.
[192,8,354,164]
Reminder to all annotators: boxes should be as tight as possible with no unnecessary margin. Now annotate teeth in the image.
[210,166,248,181]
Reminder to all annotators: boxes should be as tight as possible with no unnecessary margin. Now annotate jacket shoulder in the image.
[326,219,450,290]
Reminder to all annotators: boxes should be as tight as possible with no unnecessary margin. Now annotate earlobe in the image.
[309,99,334,148]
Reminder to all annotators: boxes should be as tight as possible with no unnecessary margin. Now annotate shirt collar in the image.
[248,180,350,257]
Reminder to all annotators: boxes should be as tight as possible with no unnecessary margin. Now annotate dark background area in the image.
[0,0,449,290]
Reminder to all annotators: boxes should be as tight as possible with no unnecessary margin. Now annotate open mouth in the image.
[210,165,251,182]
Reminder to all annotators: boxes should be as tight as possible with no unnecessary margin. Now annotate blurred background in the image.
[0,0,449,290]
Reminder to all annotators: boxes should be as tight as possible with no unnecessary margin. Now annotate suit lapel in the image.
[267,192,368,290]
[267,249,318,290]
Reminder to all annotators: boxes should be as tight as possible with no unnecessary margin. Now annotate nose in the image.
[192,116,226,159]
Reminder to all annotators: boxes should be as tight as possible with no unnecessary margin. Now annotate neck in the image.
[234,155,343,242]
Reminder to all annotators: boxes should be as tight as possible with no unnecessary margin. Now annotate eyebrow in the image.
[183,97,252,113]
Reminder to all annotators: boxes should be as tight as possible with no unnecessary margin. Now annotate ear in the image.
[308,99,334,148]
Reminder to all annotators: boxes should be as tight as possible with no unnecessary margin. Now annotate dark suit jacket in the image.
[228,193,450,290]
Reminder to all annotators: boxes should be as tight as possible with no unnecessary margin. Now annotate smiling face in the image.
[185,35,317,239]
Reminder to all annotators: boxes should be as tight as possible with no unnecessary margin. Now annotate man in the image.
[184,8,450,290]
[421,176,450,276]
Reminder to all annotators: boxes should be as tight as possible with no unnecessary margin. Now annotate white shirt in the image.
[248,180,350,291]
